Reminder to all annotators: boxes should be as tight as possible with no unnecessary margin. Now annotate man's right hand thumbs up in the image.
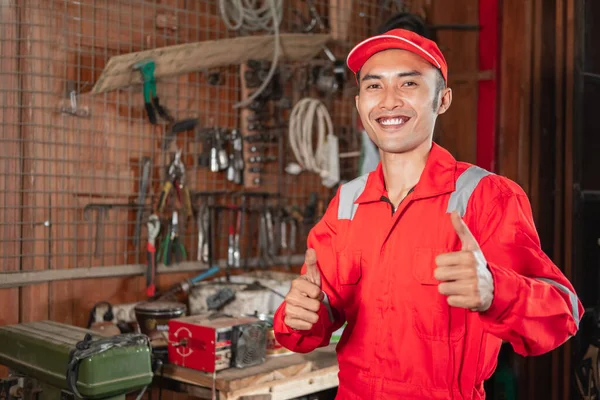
[283,249,324,331]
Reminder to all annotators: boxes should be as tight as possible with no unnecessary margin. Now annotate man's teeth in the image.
[379,117,406,126]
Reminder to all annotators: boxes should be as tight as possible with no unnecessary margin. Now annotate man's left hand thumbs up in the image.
[434,211,494,312]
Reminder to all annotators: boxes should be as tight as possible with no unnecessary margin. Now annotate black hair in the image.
[376,12,432,38]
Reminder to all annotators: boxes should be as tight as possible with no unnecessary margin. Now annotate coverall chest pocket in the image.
[411,248,466,342]
[337,251,362,286]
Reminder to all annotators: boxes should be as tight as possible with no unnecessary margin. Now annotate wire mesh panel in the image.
[0,0,432,283]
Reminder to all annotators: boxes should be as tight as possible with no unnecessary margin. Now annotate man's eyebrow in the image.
[361,70,422,82]
[397,70,421,78]
[361,73,381,81]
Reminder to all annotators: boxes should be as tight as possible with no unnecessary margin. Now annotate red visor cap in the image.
[346,28,448,83]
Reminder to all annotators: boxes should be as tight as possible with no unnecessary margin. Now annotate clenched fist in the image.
[283,248,324,331]
[434,211,494,312]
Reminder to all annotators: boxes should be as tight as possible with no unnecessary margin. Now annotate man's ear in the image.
[355,94,359,113]
[437,88,452,115]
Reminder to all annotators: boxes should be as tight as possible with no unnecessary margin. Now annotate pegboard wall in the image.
[0,0,433,285]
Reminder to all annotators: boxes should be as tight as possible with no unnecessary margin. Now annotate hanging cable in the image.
[287,98,339,188]
[219,0,283,109]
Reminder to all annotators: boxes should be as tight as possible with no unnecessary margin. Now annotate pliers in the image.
[158,211,187,266]
[157,149,193,218]
[133,59,174,125]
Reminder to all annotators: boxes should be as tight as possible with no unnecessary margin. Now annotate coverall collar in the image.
[356,142,458,204]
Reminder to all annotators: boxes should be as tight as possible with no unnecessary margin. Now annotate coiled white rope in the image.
[288,98,335,177]
[219,0,283,109]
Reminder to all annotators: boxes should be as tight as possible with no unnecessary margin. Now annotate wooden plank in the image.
[0,0,23,366]
[91,34,331,94]
[167,361,313,393]
[163,345,337,393]
[0,255,305,288]
[223,365,339,400]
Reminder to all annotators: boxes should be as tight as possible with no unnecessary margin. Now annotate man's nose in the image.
[379,86,404,110]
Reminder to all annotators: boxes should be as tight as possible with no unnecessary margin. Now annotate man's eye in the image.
[366,84,381,89]
[403,81,417,87]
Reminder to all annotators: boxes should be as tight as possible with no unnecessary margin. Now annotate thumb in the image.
[450,211,479,251]
[304,248,321,288]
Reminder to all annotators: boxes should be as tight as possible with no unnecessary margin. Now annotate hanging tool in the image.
[83,204,110,258]
[291,0,326,38]
[157,149,193,219]
[162,118,199,150]
[134,157,152,248]
[146,214,160,297]
[248,155,277,164]
[227,129,244,185]
[209,128,229,172]
[211,128,229,172]
[60,89,90,118]
[233,208,241,268]
[227,225,235,271]
[158,211,187,266]
[133,59,174,125]
[197,202,210,263]
[225,206,242,270]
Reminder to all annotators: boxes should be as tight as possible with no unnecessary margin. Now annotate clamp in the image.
[133,59,174,125]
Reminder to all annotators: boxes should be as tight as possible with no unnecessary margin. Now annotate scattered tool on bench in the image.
[146,214,160,298]
[158,211,187,267]
[154,265,221,302]
[133,59,174,125]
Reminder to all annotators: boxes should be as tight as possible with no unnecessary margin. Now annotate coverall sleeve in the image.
[477,184,584,356]
[273,189,346,354]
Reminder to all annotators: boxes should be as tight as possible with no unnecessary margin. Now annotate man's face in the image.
[355,49,451,154]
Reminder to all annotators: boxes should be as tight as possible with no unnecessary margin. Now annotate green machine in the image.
[0,321,154,400]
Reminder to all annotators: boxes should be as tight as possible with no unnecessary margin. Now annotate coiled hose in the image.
[288,98,335,177]
[219,0,283,109]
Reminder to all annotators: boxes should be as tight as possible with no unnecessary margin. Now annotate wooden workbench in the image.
[161,345,339,400]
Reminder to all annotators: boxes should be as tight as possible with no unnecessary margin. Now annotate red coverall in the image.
[273,143,583,400]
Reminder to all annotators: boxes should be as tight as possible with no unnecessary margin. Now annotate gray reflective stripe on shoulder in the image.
[536,277,580,327]
[338,173,369,220]
[446,166,492,217]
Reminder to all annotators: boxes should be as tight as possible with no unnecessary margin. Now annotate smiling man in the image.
[273,29,583,399]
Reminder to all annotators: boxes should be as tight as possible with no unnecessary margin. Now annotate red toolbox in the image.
[168,314,266,372]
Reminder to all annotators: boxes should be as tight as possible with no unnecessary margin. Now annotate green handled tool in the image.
[158,211,187,266]
[133,59,174,125]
